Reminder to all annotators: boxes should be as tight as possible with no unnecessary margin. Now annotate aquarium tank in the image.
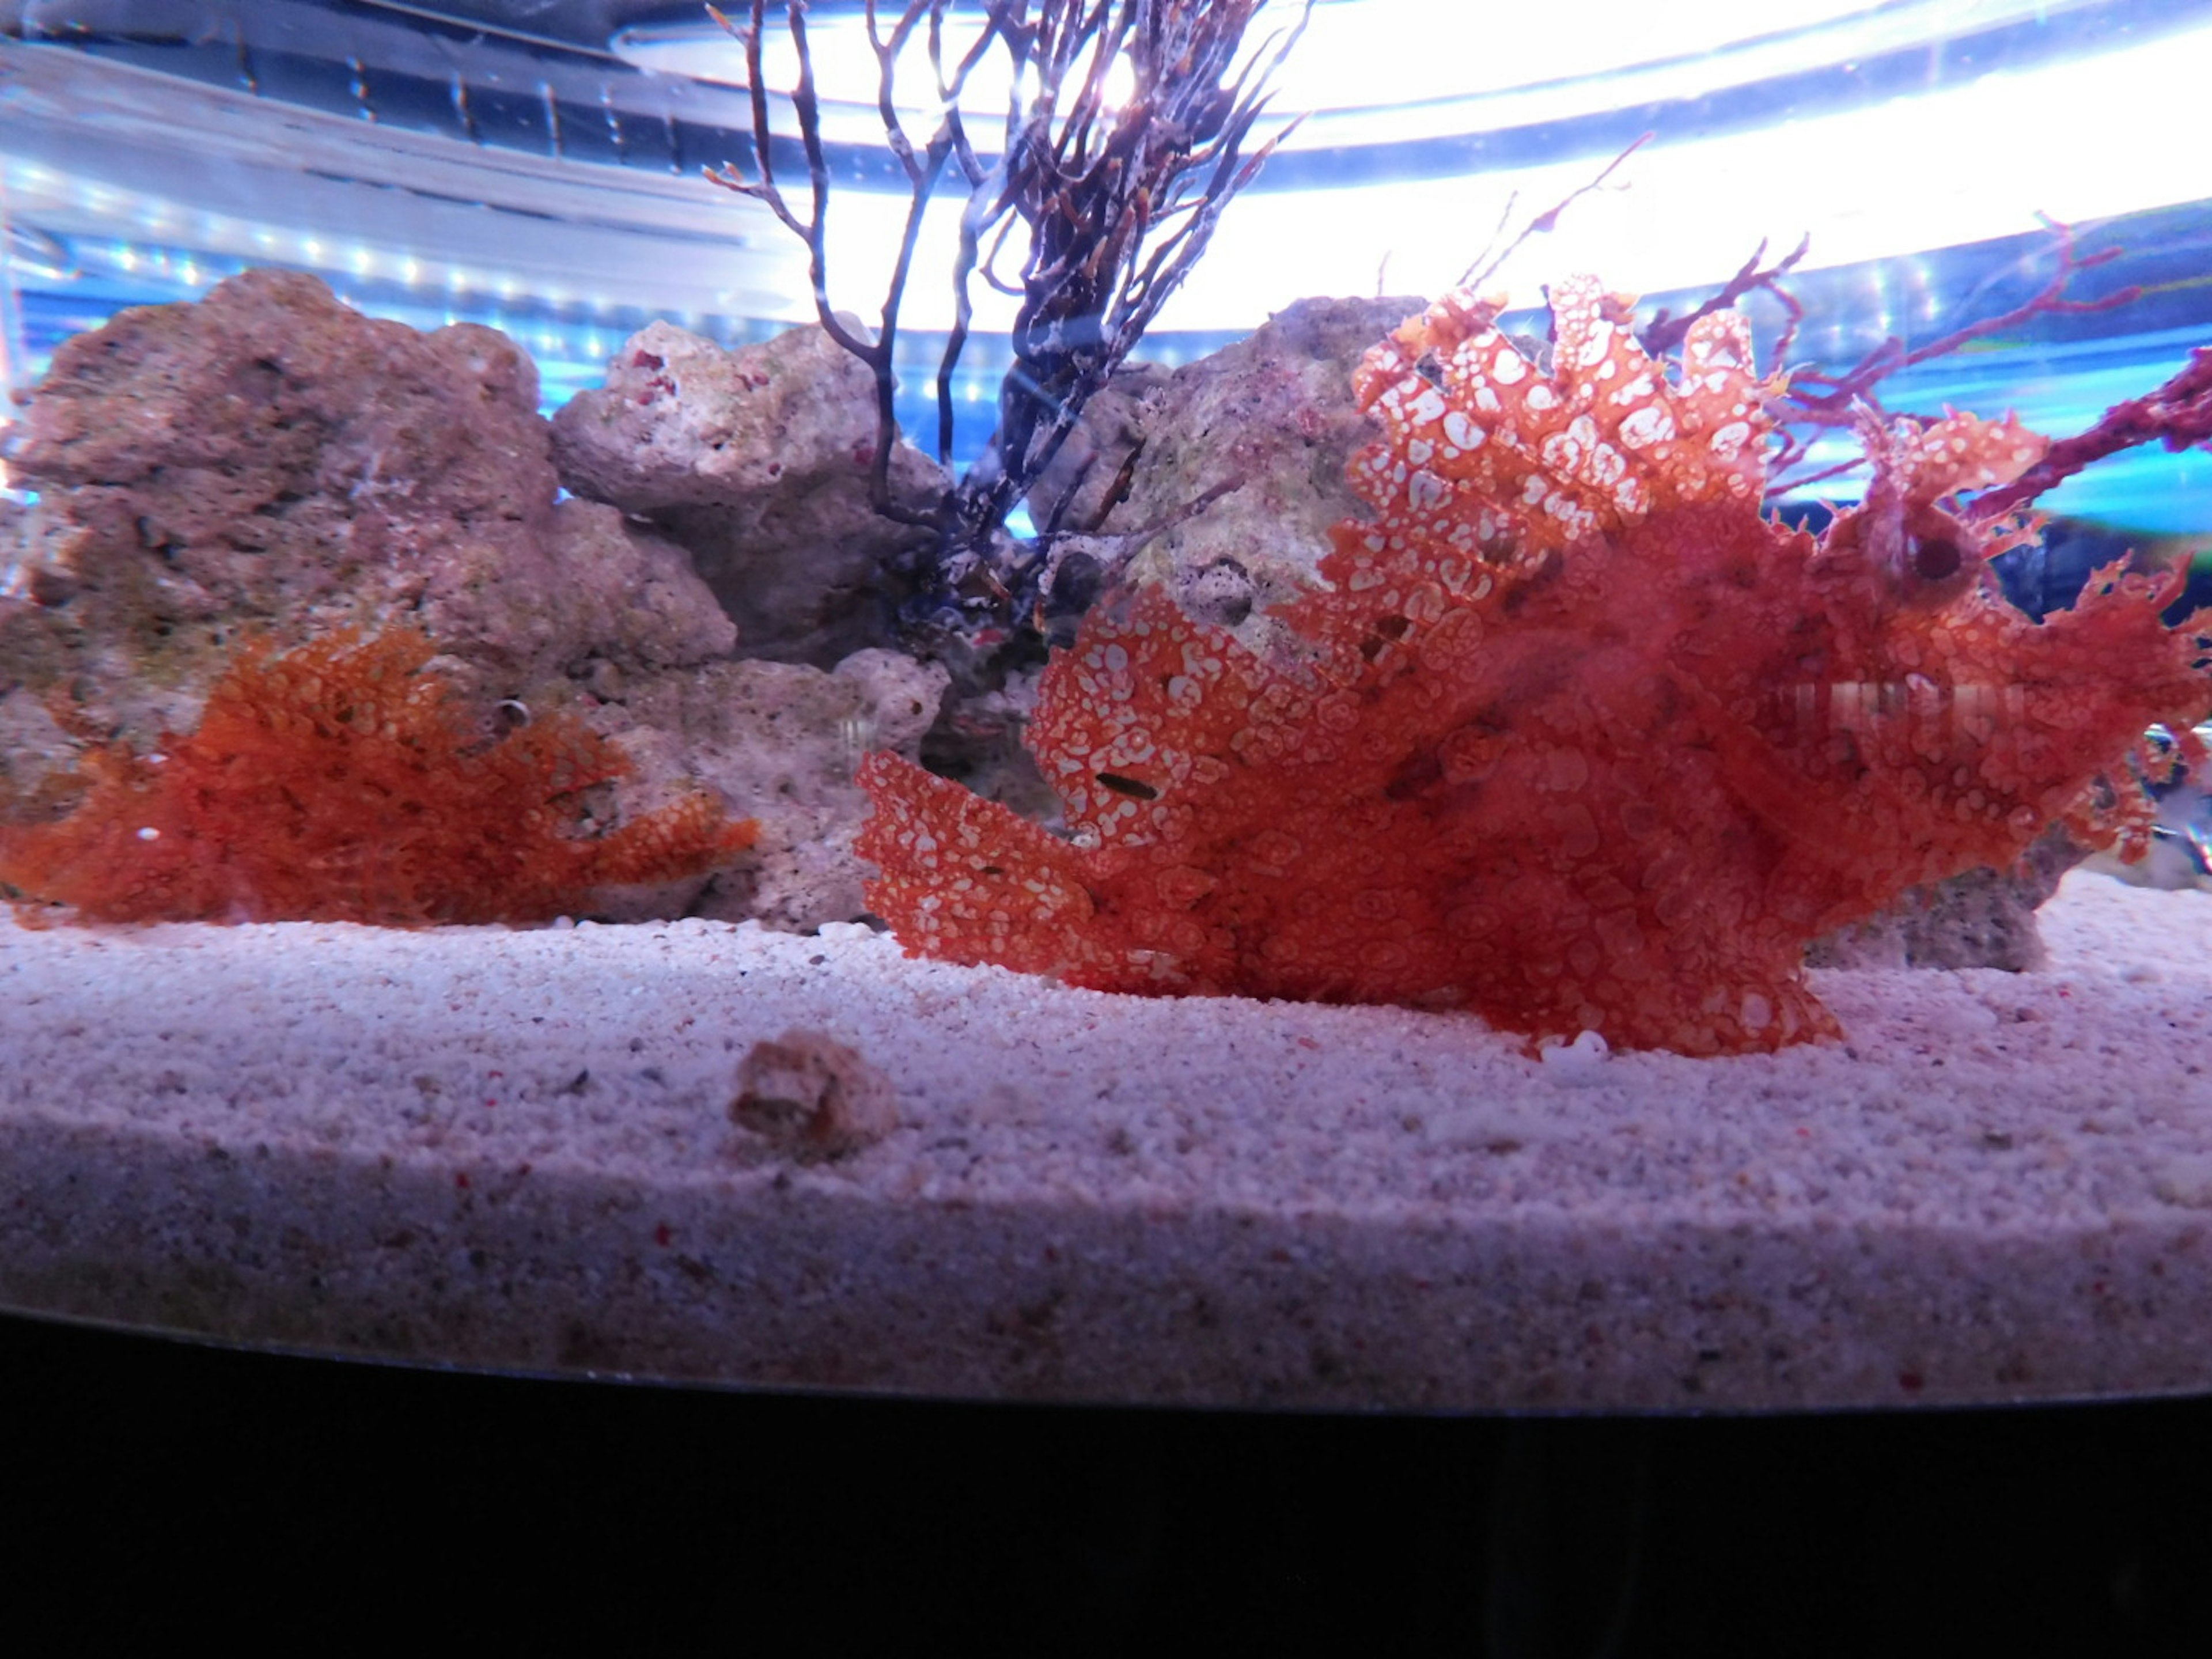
[3,0,2212,1412]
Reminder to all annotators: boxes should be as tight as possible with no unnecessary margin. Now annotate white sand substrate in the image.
[4,870,2211,1411]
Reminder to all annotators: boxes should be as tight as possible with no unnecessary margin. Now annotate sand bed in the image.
[3,870,2210,1410]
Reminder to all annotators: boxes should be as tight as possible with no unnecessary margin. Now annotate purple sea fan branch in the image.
[1968,344,2212,520]
[1638,232,1808,361]
[1781,215,2136,426]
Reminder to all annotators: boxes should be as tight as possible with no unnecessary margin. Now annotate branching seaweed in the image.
[706,0,1309,643]
[1635,231,1808,361]
[0,629,758,926]
[1761,214,2140,495]
[1967,343,2212,522]
[1506,164,2165,514]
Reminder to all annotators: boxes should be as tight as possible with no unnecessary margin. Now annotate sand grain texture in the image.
[3,870,2210,1410]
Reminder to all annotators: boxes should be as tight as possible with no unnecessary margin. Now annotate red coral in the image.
[1968,344,2212,523]
[0,628,757,926]
[858,278,2212,1055]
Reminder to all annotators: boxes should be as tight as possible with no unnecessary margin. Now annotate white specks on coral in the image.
[1573,323,1613,370]
[1617,405,1676,449]
[1709,421,1753,459]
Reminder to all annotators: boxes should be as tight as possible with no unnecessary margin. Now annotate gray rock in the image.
[1808,827,2086,972]
[0,271,948,931]
[1,268,733,739]
[957,294,1435,813]
[550,319,948,667]
[1030,294,1427,654]
[585,647,950,929]
[1024,361,1171,536]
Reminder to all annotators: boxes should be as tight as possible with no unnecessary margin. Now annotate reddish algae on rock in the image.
[858,279,2212,1055]
[0,628,757,926]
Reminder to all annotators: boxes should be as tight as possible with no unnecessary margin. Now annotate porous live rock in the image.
[1028,294,1427,655]
[966,296,1433,815]
[1808,827,2086,973]
[586,647,949,929]
[729,1028,899,1161]
[0,267,734,756]
[0,270,949,931]
[1023,359,1170,537]
[550,320,948,668]
[0,685,75,808]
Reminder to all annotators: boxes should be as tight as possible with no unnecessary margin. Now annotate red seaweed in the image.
[858,278,2211,1055]
[0,628,757,927]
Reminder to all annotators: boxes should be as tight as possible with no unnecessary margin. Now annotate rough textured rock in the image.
[729,1028,899,1161]
[550,320,948,667]
[0,268,734,745]
[959,296,1434,818]
[1808,828,2086,972]
[0,271,949,931]
[1024,360,1171,536]
[1029,295,1427,654]
[586,647,949,929]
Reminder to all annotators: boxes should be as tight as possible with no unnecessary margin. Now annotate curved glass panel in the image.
[3,0,2211,1409]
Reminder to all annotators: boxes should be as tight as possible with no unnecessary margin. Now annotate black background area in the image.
[6,1311,2210,1653]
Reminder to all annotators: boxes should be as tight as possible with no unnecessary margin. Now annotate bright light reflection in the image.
[1261,0,2084,146]
[613,0,2086,150]
[804,15,2212,335]
[1099,53,1136,113]
[621,7,1021,120]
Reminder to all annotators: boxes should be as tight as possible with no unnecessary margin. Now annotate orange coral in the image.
[0,628,757,926]
[858,278,2212,1055]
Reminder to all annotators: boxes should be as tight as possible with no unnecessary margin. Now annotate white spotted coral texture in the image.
[859,278,2212,1056]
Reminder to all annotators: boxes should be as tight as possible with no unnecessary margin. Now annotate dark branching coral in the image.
[707,0,1309,642]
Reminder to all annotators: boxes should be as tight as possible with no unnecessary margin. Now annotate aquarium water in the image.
[2,0,2212,1409]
